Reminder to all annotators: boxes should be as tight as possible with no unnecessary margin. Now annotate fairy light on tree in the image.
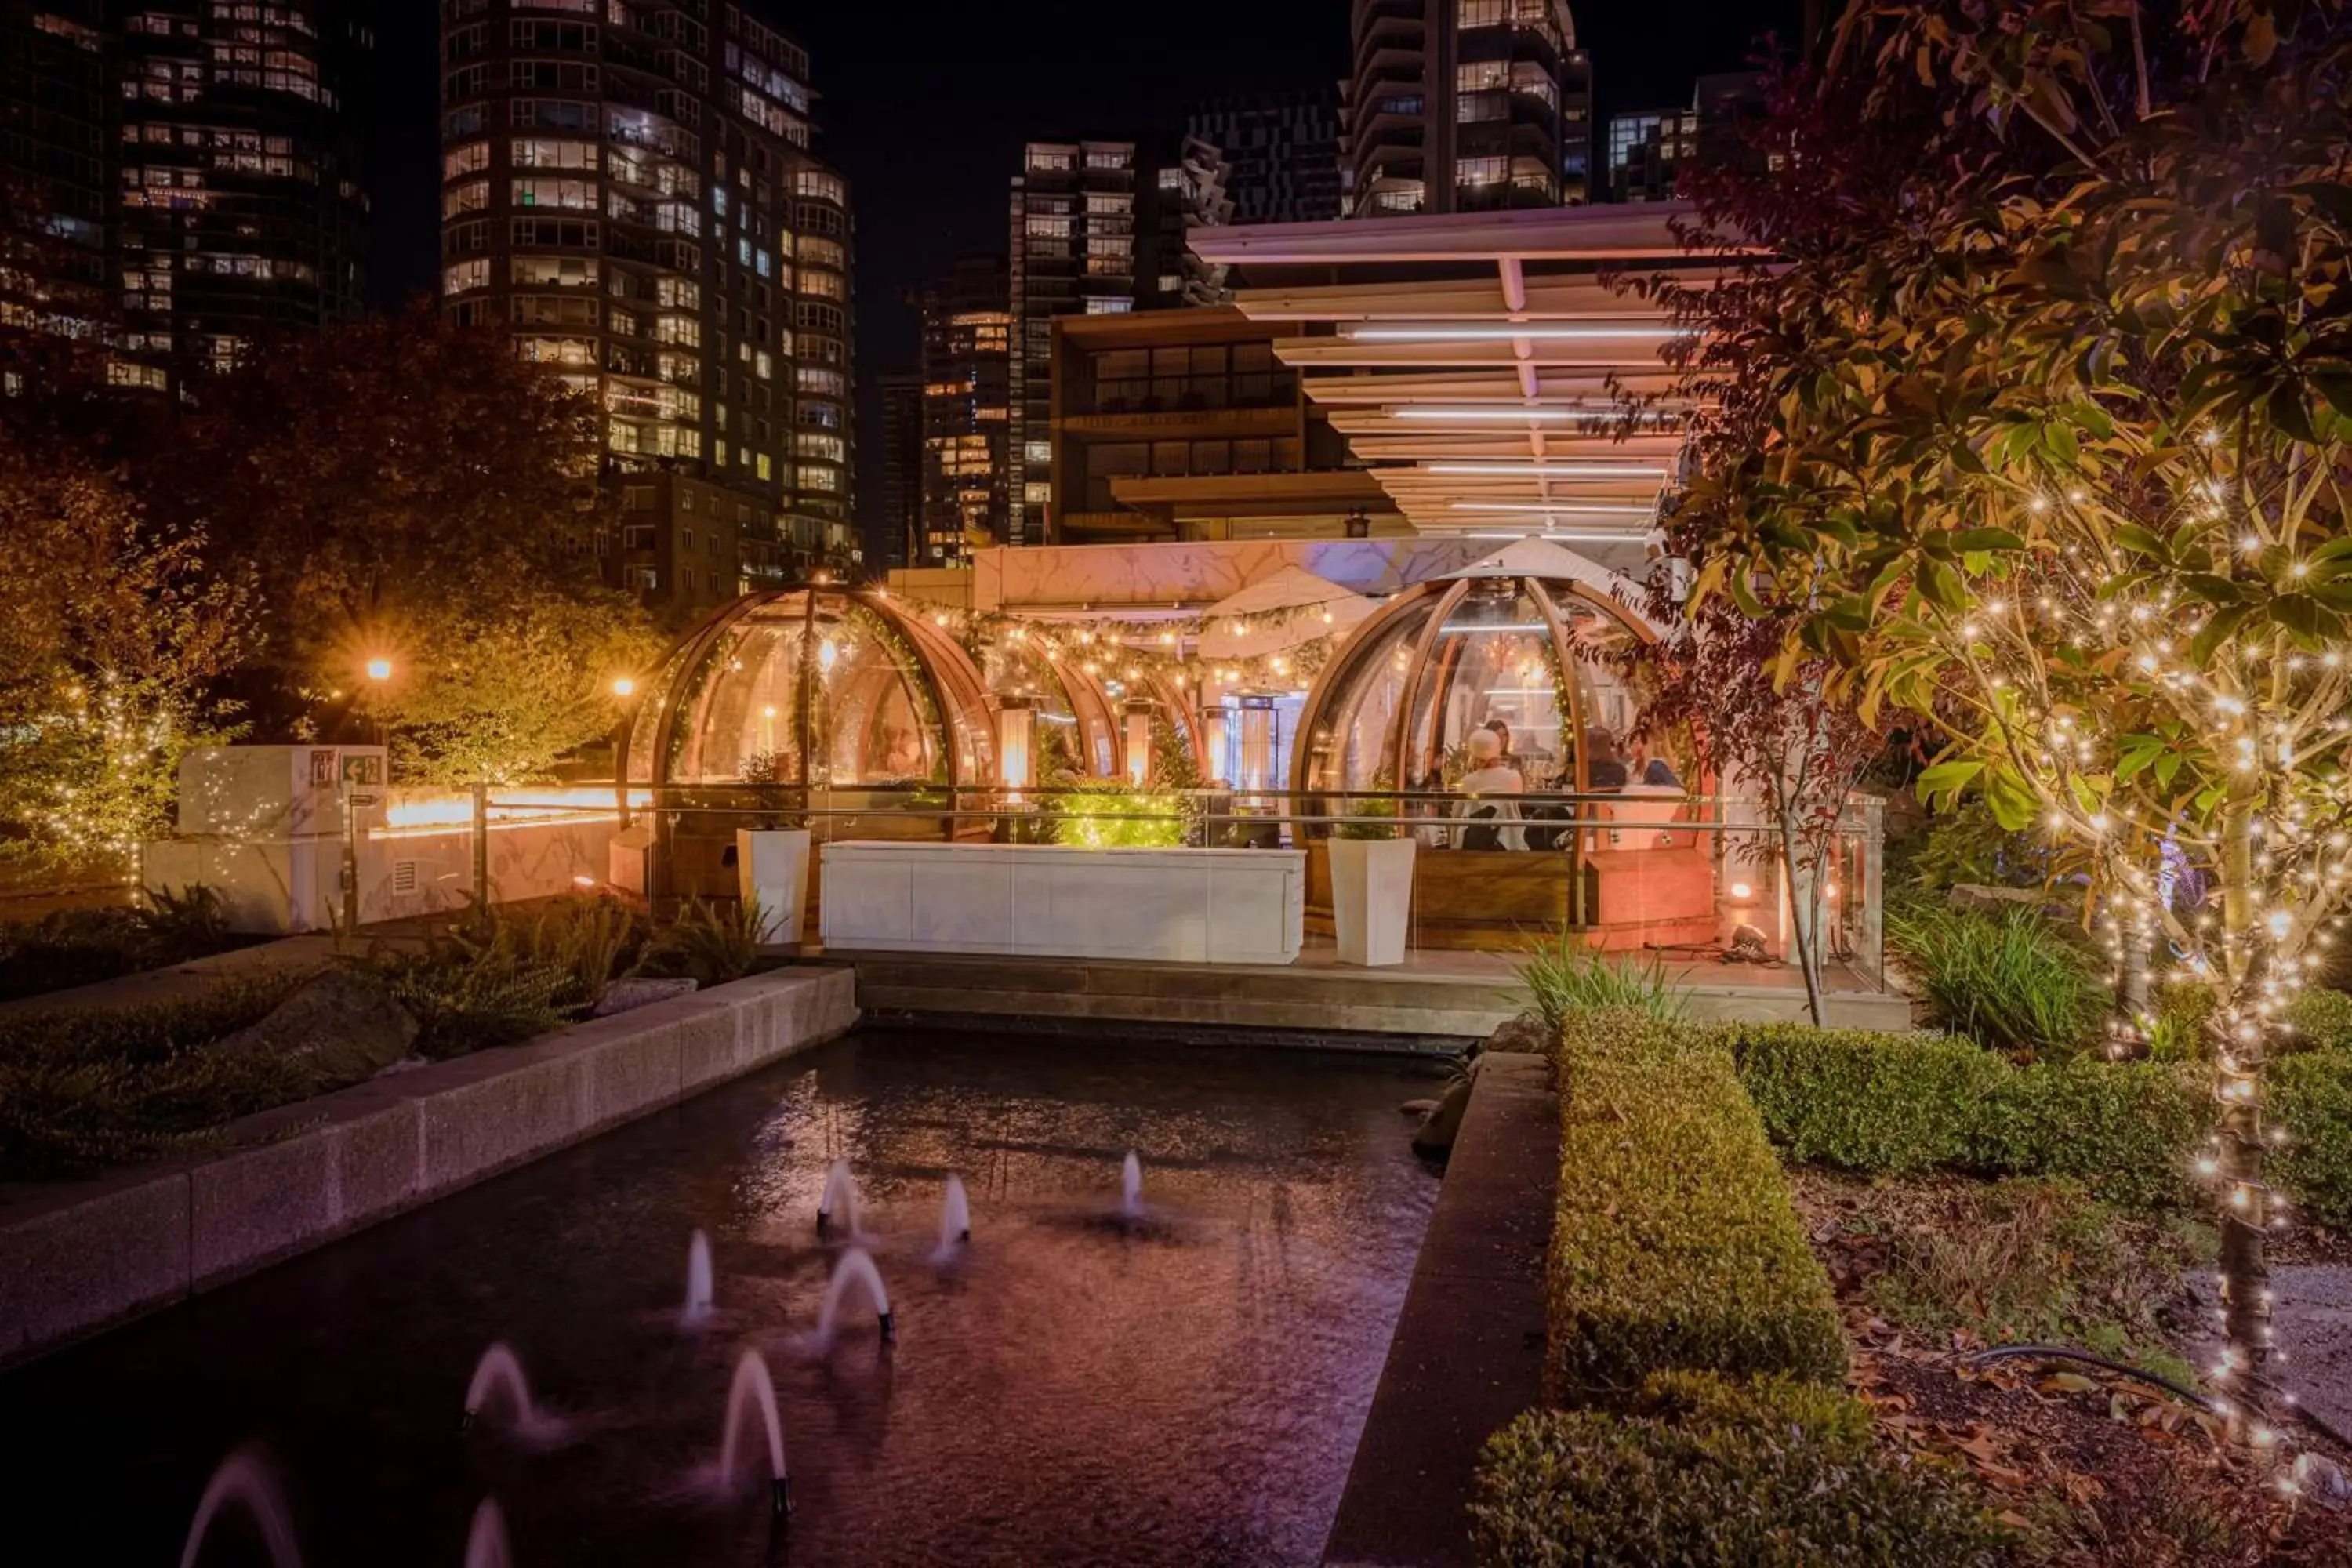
[1659,0,2352,1441]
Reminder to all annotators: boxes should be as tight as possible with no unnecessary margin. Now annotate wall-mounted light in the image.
[1122,698,1156,786]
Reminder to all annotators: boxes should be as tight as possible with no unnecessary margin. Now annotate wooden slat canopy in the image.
[1189,205,1742,564]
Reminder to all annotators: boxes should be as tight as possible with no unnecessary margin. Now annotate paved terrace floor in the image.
[825,936,1909,1042]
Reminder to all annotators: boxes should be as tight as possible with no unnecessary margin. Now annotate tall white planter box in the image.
[1329,837,1416,967]
[736,828,811,945]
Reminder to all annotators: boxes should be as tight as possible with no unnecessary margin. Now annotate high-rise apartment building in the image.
[1606,72,1766,203]
[915,252,1008,565]
[1606,105,1697,202]
[437,0,856,615]
[1187,90,1342,226]
[2,0,374,392]
[1344,0,1592,217]
[1005,133,1227,547]
[875,369,921,572]
[2,1,110,356]
[118,0,374,383]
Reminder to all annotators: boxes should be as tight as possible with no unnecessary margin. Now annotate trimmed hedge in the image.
[1732,1024,1998,1174]
[1718,1021,2207,1207]
[1471,1371,2006,1568]
[1973,1058,2209,1208]
[2276,1050,2352,1231]
[1548,1010,1846,1406]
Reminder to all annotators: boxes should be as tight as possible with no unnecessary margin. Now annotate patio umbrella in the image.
[1196,564,1377,660]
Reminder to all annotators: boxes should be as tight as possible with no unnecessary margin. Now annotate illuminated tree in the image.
[0,441,249,866]
[1664,0,2352,1426]
[154,303,652,769]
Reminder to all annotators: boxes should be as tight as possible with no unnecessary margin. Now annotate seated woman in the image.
[1454,728,1526,851]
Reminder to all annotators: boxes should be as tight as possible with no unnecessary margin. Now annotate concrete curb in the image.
[0,966,857,1369]
[1322,1051,1559,1568]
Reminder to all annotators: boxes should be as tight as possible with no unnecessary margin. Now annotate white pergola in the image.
[1189,205,1748,572]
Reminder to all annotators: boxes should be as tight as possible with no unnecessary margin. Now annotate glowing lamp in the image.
[1201,704,1230,786]
[1730,881,1755,902]
[818,638,839,673]
[997,699,1034,797]
[1122,698,1156,787]
[1238,697,1276,794]
[365,657,393,682]
[611,677,636,699]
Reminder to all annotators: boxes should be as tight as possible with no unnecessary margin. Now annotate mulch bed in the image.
[1793,1171,2352,1566]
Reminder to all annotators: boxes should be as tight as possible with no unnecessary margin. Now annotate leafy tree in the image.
[1661,0,2352,1416]
[1634,599,1883,1023]
[372,596,662,788]
[0,437,249,865]
[154,304,655,775]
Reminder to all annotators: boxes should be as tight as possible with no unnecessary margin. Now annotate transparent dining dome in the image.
[625,587,996,789]
[1294,542,1659,808]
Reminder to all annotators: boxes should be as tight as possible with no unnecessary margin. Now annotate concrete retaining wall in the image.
[1323,1052,1558,1568]
[0,966,857,1369]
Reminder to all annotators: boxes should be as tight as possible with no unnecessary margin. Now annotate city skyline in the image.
[372,1,1806,557]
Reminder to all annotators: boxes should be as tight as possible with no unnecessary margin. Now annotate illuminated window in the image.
[444,258,490,294]
[514,176,597,210]
[443,142,489,180]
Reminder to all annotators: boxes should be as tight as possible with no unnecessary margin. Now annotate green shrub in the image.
[1471,1371,2005,1568]
[1719,1019,2206,1207]
[2274,1051,2352,1231]
[0,886,241,1004]
[2285,988,2352,1057]
[1886,903,2105,1059]
[1051,779,1189,848]
[2143,977,2216,1062]
[0,973,314,1178]
[1726,1022,1999,1174]
[1548,1010,1846,1406]
[1970,1058,2207,1208]
[638,896,763,986]
[1521,932,1688,1031]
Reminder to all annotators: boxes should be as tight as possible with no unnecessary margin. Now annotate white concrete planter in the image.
[735,828,811,944]
[1328,836,1416,967]
[819,841,1305,965]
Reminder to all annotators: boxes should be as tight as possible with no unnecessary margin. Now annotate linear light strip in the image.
[1425,462,1671,477]
[1446,502,1659,516]
[1347,325,1690,343]
[1399,407,1678,423]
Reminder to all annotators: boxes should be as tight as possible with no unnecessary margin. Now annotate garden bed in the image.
[0,895,776,1183]
[1797,1170,2352,1566]
[1472,1007,2352,1566]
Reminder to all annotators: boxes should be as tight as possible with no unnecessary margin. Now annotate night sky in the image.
[370,2,1807,546]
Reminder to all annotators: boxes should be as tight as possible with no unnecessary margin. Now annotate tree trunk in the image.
[2215,800,2271,1414]
[1778,804,1827,1026]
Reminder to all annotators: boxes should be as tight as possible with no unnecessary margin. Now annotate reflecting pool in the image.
[2,1030,1442,1567]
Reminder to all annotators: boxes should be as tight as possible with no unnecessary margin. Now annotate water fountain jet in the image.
[179,1445,301,1568]
[683,1229,715,1327]
[460,1342,535,1436]
[1121,1150,1144,1218]
[462,1497,510,1568]
[939,1174,971,1248]
[816,1246,895,1343]
[718,1349,793,1517]
[815,1160,862,1239]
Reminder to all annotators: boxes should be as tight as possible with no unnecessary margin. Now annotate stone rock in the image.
[1481,1009,1552,1056]
[1398,1098,1440,1117]
[591,976,699,1018]
[210,967,418,1087]
[1410,1073,1474,1159]
[1947,883,2069,917]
